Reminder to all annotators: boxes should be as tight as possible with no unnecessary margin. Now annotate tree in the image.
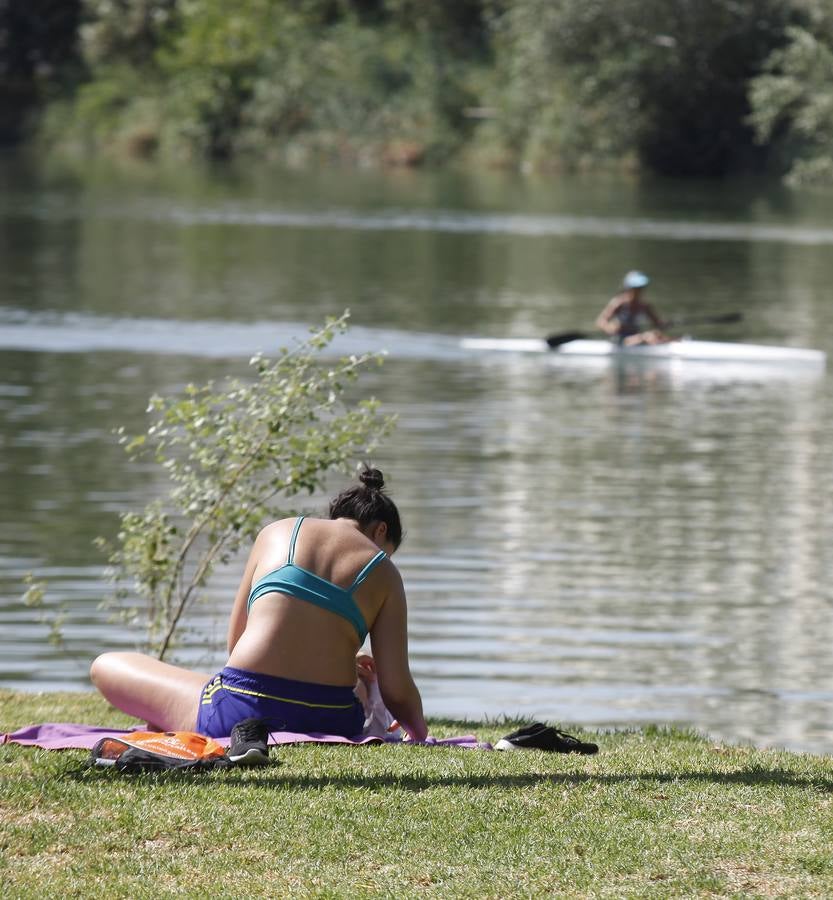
[482,0,794,175]
[748,13,833,186]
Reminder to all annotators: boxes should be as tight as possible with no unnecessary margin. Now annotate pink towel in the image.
[1,722,491,751]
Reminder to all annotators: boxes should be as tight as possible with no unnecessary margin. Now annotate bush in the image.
[748,18,833,187]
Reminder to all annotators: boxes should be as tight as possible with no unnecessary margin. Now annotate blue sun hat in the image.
[622,270,650,289]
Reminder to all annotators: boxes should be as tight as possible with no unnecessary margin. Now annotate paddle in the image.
[545,312,743,349]
[544,330,589,348]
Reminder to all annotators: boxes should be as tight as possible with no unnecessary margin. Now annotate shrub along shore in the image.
[2,689,832,897]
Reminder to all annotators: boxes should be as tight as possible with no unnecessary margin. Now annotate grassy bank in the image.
[2,690,832,897]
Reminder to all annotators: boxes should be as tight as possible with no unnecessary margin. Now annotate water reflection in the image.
[379,358,833,754]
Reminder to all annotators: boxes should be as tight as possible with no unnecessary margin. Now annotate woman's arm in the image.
[226,531,264,655]
[596,296,623,335]
[369,566,428,741]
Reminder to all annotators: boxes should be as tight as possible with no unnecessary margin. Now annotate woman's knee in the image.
[89,651,123,688]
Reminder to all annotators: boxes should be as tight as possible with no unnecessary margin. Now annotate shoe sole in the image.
[228,747,270,766]
[495,737,598,754]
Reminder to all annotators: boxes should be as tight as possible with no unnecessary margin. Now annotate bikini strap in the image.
[349,550,387,591]
[287,515,305,565]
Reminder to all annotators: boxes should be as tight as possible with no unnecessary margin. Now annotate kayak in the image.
[460,336,827,367]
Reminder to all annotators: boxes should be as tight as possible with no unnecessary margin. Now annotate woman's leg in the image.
[90,652,211,732]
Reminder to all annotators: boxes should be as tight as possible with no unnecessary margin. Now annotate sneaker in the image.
[227,718,270,766]
[496,723,598,755]
[498,722,549,743]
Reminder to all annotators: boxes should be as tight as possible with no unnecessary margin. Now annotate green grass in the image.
[2,690,832,898]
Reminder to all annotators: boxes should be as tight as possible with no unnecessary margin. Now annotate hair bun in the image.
[359,466,385,491]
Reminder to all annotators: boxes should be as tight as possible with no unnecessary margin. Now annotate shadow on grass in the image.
[243,770,833,792]
[64,765,833,793]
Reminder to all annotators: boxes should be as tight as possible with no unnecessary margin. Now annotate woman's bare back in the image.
[226,517,391,685]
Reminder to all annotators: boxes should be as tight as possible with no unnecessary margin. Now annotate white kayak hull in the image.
[460,336,827,367]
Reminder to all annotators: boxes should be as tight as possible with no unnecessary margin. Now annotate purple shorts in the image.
[195,666,366,738]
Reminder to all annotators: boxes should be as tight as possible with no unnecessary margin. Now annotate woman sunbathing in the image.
[90,467,428,741]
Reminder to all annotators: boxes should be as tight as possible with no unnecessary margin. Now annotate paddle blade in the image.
[545,331,588,348]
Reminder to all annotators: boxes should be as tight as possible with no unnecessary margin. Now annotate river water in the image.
[1,157,831,753]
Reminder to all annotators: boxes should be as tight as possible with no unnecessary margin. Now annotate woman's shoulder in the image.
[601,293,626,313]
[259,513,328,530]
[257,515,354,549]
[257,517,296,537]
[255,515,318,546]
[370,553,403,592]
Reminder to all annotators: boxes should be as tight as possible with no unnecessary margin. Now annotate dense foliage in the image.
[748,3,833,186]
[0,0,81,144]
[481,0,795,176]
[6,0,833,181]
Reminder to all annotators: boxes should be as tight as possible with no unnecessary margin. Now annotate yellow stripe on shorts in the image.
[222,682,354,710]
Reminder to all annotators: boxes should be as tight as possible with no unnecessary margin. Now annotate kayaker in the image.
[595,271,671,346]
[89,466,429,742]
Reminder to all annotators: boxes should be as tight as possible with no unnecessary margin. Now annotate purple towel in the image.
[1,722,491,751]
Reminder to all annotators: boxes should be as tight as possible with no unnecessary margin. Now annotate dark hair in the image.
[328,466,403,549]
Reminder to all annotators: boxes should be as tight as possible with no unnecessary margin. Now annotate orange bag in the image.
[90,731,230,773]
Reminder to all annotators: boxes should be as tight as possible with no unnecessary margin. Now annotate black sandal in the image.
[496,722,598,754]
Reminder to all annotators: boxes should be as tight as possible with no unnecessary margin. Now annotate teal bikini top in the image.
[246,516,386,643]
